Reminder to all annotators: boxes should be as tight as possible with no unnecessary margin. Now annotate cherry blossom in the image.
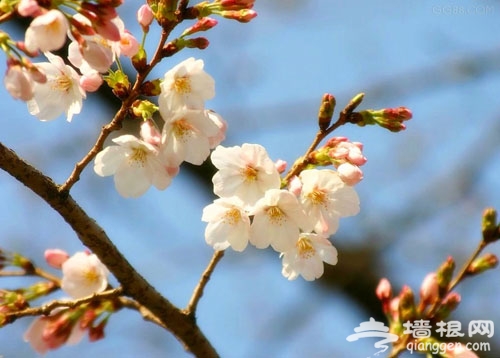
[24,10,69,53]
[160,107,220,165]
[4,65,34,101]
[249,189,312,252]
[280,233,338,281]
[94,134,179,198]
[61,252,109,299]
[211,143,281,207]
[158,57,215,117]
[23,311,86,355]
[27,53,85,122]
[298,169,360,236]
[202,197,250,252]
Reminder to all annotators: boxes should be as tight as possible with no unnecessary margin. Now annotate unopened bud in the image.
[131,99,159,121]
[137,4,154,32]
[220,9,257,22]
[482,208,499,244]
[354,106,412,132]
[398,285,416,322]
[419,273,439,308]
[181,17,218,37]
[140,79,161,96]
[44,249,69,269]
[436,256,455,295]
[132,47,148,72]
[184,37,210,50]
[376,278,392,315]
[435,292,460,320]
[104,70,130,99]
[466,253,498,276]
[162,40,183,57]
[317,93,336,131]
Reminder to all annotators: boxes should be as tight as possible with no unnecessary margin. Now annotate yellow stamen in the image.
[223,208,242,225]
[52,73,73,93]
[307,187,327,206]
[296,237,316,259]
[129,146,148,166]
[266,206,285,225]
[241,165,258,182]
[172,76,191,94]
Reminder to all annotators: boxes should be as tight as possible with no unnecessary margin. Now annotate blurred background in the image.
[1,0,500,357]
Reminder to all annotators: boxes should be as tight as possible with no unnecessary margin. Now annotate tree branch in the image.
[185,250,224,316]
[0,141,218,357]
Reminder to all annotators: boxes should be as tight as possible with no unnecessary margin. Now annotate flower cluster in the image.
[23,249,111,355]
[2,1,139,121]
[202,143,361,281]
[94,57,226,197]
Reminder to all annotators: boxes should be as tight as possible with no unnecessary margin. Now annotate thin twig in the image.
[448,240,487,291]
[185,250,225,316]
[5,287,123,323]
[282,94,364,183]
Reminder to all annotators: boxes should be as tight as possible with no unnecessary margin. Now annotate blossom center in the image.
[83,266,100,285]
[266,206,285,225]
[173,118,194,140]
[223,208,242,225]
[296,237,316,259]
[241,165,258,182]
[307,187,327,206]
[129,146,148,166]
[173,76,191,94]
[52,73,73,93]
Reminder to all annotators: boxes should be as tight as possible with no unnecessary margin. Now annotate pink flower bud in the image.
[221,9,257,23]
[44,249,69,269]
[219,0,255,10]
[137,4,154,31]
[288,176,302,196]
[182,17,218,37]
[376,278,392,315]
[337,163,363,186]
[4,65,34,101]
[17,0,41,17]
[80,71,103,92]
[274,159,287,174]
[419,273,439,308]
[376,278,392,301]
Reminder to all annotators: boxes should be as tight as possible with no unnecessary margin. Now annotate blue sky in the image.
[1,0,500,357]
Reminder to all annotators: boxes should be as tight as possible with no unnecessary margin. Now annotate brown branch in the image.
[185,250,225,316]
[119,297,168,330]
[0,141,218,357]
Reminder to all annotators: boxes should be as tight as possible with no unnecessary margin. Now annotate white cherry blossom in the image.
[94,134,179,198]
[211,143,281,207]
[202,197,250,252]
[161,107,220,165]
[299,169,360,236]
[24,10,69,53]
[27,53,85,121]
[61,252,109,299]
[249,189,312,252]
[280,233,338,281]
[159,57,215,116]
